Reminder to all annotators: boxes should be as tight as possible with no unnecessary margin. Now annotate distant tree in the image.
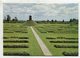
[12,17,18,23]
[62,20,64,22]
[12,18,15,21]
[7,15,11,21]
[70,19,73,22]
[51,20,54,22]
[73,18,77,22]
[73,18,78,24]
[70,18,78,22]
[55,20,57,22]
[69,18,78,25]
[15,17,18,21]
[47,20,49,22]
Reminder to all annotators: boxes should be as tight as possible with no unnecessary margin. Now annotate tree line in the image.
[4,15,78,24]
[36,18,78,24]
[4,15,18,23]
[4,15,25,23]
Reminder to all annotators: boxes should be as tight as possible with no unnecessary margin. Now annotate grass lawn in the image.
[3,23,78,56]
[3,23,43,56]
[34,24,78,56]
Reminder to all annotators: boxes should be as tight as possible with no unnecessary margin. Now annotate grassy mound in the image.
[25,20,37,26]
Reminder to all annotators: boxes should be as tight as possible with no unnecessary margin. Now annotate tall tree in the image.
[7,15,11,21]
[15,17,18,21]
[62,20,64,22]
[51,20,54,22]
[70,19,73,22]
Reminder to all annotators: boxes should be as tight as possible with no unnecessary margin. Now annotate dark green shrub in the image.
[18,37,28,39]
[54,45,78,48]
[3,37,8,39]
[4,52,30,56]
[46,37,56,39]
[4,40,29,43]
[4,45,29,48]
[50,41,78,43]
[57,37,65,39]
[63,52,78,56]
[65,38,78,40]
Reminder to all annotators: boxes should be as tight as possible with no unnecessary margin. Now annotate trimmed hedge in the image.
[57,37,77,39]
[46,37,56,39]
[21,32,28,33]
[18,37,28,39]
[57,37,65,39]
[63,52,78,56]
[10,37,18,38]
[50,41,78,43]
[65,38,78,40]
[46,37,78,40]
[4,40,29,43]
[3,37,8,39]
[15,30,22,32]
[4,45,29,48]
[15,31,28,33]
[54,45,78,48]
[4,32,13,33]
[4,37,29,39]
[4,52,30,56]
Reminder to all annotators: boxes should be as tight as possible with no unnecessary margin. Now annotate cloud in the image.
[3,3,78,21]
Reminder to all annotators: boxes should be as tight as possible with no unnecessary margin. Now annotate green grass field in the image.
[3,23,43,56]
[34,24,78,56]
[3,23,78,56]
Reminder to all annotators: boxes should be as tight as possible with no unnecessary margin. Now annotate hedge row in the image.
[57,37,77,39]
[4,45,29,48]
[3,37,29,39]
[15,31,28,33]
[46,37,56,39]
[10,37,29,39]
[63,52,78,56]
[57,37,65,39]
[50,41,78,43]
[65,38,78,40]
[21,32,28,33]
[4,31,28,33]
[4,52,30,56]
[54,45,78,48]
[46,37,77,40]
[18,37,28,39]
[3,37,8,39]
[3,31,13,33]
[4,40,29,43]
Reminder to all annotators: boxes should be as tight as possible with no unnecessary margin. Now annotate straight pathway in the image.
[30,27,52,56]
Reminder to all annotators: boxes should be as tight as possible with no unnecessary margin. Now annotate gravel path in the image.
[31,27,52,56]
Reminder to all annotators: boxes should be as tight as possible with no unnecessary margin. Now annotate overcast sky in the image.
[3,3,78,21]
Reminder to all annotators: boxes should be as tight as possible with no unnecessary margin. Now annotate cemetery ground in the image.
[3,23,78,56]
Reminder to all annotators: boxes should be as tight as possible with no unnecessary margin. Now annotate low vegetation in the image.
[3,15,78,56]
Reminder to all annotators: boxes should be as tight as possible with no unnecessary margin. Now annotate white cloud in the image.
[3,3,78,21]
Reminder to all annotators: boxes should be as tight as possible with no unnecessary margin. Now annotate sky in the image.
[3,3,78,21]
